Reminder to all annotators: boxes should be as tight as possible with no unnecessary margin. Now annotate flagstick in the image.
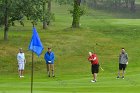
[31,51,34,93]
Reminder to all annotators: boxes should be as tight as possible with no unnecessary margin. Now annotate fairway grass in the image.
[0,3,140,93]
[0,18,140,93]
[0,73,140,93]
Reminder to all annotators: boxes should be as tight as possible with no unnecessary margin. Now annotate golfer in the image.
[17,48,26,78]
[88,52,99,83]
[44,47,55,77]
[117,48,128,79]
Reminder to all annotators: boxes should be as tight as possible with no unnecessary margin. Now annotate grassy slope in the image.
[0,3,140,93]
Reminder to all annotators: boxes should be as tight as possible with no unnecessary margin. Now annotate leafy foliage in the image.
[55,0,73,5]
[0,0,52,26]
[72,0,83,28]
[0,0,55,40]
[69,6,85,17]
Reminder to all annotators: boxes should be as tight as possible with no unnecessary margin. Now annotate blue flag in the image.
[29,27,44,56]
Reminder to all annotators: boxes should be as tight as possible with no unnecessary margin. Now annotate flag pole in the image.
[31,51,34,93]
[29,25,44,93]
[31,24,34,93]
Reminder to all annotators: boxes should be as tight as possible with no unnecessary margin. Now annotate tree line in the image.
[0,0,53,40]
[54,0,136,12]
[81,0,136,12]
[0,0,137,40]
[0,0,83,40]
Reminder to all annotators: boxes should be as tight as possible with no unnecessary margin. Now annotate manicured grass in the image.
[0,3,140,93]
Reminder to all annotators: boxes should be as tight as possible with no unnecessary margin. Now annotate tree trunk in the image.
[4,0,8,40]
[72,0,81,28]
[48,0,51,13]
[125,0,129,8]
[93,0,97,7]
[47,0,51,25]
[43,2,47,29]
[118,0,121,8]
[114,0,118,8]
[130,0,135,12]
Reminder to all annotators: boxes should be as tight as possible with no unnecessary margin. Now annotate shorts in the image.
[119,64,127,70]
[91,64,99,74]
[18,63,25,70]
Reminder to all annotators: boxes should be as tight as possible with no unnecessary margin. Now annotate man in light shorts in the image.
[17,48,26,78]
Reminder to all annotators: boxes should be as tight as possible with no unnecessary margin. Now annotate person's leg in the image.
[21,70,24,77]
[93,64,99,81]
[122,70,125,78]
[19,70,21,77]
[93,73,97,81]
[117,70,121,77]
[21,63,25,77]
[51,64,55,77]
[117,64,122,78]
[18,64,22,77]
[122,64,126,79]
[46,64,50,77]
[91,65,98,82]
[91,73,97,82]
[91,65,95,82]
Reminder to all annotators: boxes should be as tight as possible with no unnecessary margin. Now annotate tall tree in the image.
[4,0,8,40]
[47,0,52,25]
[43,0,48,29]
[42,0,54,29]
[0,0,22,40]
[0,0,48,40]
[72,0,81,28]
[48,0,51,12]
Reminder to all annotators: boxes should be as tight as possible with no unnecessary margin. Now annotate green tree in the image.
[72,0,81,28]
[42,0,48,29]
[0,0,53,40]
[46,0,52,26]
[43,0,55,29]
[0,0,24,40]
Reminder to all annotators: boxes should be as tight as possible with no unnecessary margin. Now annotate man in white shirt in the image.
[17,48,26,78]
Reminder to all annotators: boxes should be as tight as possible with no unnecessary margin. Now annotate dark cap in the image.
[48,47,51,49]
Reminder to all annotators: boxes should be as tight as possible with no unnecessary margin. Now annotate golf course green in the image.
[0,2,140,93]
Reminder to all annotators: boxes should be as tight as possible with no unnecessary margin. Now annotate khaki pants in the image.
[46,64,54,76]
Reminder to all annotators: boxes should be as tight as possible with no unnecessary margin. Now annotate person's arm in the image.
[17,54,19,67]
[51,52,55,62]
[88,57,92,61]
[119,53,121,63]
[92,57,96,61]
[24,53,26,64]
[44,53,49,62]
[17,54,20,62]
[126,53,128,65]
[88,56,96,62]
[91,54,96,61]
[24,59,26,64]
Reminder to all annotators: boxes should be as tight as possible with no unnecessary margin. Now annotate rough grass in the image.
[0,3,140,93]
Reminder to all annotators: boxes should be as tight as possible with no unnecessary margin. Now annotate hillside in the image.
[0,3,140,93]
